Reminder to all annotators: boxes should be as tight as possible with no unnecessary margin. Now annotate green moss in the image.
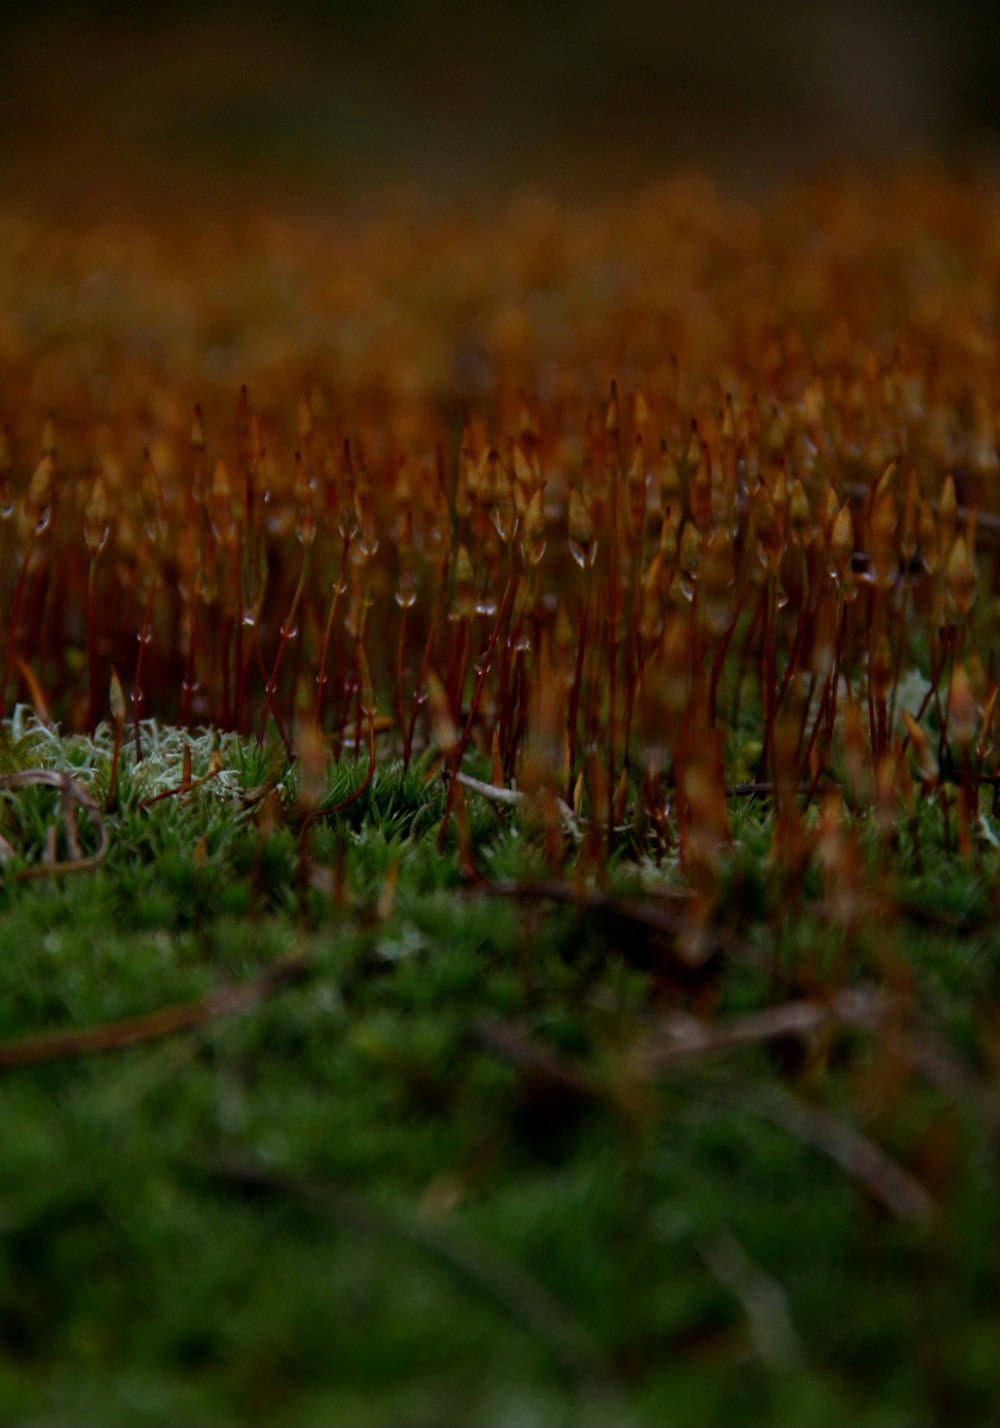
[0,722,996,1424]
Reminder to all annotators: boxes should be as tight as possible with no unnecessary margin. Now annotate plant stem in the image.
[258,547,311,746]
[437,569,515,853]
[133,545,162,762]
[0,533,36,720]
[87,557,100,734]
[315,534,351,727]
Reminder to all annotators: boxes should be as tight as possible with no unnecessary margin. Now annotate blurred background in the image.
[0,0,999,213]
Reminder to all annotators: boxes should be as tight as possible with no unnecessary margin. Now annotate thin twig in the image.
[0,953,311,1070]
[632,990,893,1075]
[138,761,223,812]
[452,770,582,838]
[0,769,109,880]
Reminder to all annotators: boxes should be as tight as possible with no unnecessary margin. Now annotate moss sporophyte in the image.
[0,173,999,1427]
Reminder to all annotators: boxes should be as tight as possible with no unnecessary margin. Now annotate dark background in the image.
[1,0,999,210]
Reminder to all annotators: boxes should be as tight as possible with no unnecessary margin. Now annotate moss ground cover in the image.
[0,720,993,1424]
[0,172,999,1422]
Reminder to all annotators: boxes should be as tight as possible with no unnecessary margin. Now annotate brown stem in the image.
[1,533,36,719]
[133,545,161,762]
[437,569,516,853]
[405,590,445,770]
[566,576,592,796]
[315,533,351,728]
[258,547,310,746]
[106,716,124,814]
[87,557,100,734]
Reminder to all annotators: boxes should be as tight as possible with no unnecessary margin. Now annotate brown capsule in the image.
[939,474,957,551]
[294,452,316,546]
[788,479,812,544]
[338,440,359,541]
[357,642,376,715]
[902,709,938,785]
[84,475,109,558]
[477,447,499,512]
[24,452,54,536]
[944,535,976,618]
[873,460,898,503]
[210,457,234,544]
[678,520,701,575]
[141,449,167,545]
[976,688,997,769]
[426,670,458,754]
[700,527,735,636]
[520,484,547,566]
[627,436,646,533]
[568,487,597,569]
[918,496,939,574]
[354,450,378,556]
[871,488,898,590]
[40,412,58,456]
[491,458,518,544]
[109,666,126,727]
[632,387,651,434]
[454,543,474,619]
[191,404,206,454]
[829,502,854,572]
[659,511,678,568]
[455,449,473,523]
[511,440,534,491]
